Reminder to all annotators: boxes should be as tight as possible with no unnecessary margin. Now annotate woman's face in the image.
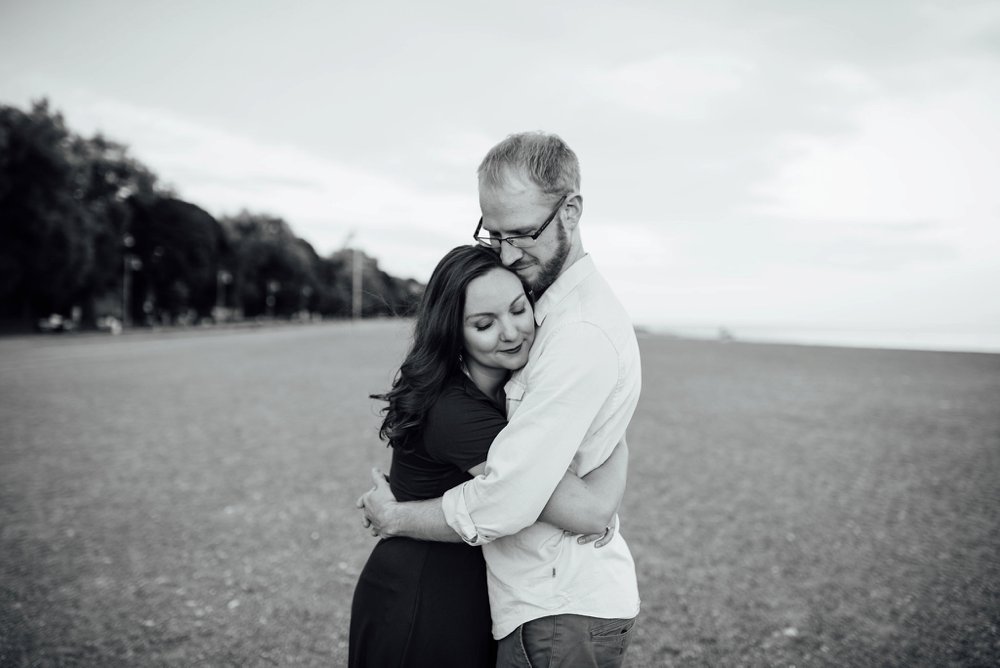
[462,267,535,373]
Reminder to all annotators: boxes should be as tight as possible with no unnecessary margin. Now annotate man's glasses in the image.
[473,194,569,250]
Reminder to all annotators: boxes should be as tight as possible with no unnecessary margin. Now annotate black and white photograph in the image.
[1,1,998,666]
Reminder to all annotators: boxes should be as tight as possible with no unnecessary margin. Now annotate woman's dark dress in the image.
[349,375,508,667]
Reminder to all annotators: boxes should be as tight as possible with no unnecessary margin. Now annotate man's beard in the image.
[528,222,570,299]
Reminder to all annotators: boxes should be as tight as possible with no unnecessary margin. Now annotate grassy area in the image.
[1,321,998,666]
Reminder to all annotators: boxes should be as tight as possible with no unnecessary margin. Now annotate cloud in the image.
[27,90,481,278]
[816,64,884,97]
[4,0,999,347]
[584,52,756,118]
[800,231,958,271]
[748,64,1000,265]
[420,130,497,170]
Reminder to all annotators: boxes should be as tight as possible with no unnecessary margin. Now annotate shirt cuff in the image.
[442,482,488,546]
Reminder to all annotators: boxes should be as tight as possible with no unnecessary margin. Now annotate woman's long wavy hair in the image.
[371,245,524,452]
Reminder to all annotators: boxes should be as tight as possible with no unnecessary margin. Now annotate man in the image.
[359,131,641,667]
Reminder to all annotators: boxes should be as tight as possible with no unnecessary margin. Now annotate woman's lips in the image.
[499,342,524,355]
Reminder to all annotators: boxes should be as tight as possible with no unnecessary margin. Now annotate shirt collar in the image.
[533,254,595,327]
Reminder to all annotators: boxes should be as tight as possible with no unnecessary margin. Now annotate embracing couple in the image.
[350,131,641,667]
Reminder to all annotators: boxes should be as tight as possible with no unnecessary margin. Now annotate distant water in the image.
[641,324,1000,354]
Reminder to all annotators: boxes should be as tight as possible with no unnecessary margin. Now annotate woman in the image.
[348,245,626,667]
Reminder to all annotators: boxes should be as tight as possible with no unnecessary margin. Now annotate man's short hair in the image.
[478,131,581,195]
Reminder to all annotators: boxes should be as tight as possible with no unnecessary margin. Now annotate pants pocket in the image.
[590,617,635,643]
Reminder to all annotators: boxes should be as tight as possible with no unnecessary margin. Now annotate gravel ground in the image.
[1,320,998,667]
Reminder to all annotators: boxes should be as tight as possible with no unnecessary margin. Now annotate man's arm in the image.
[442,323,619,545]
[363,440,628,543]
[357,469,460,541]
[460,436,627,544]
[359,372,511,542]
[538,437,627,534]
[363,437,627,543]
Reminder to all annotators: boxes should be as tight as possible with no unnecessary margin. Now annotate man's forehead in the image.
[481,186,548,215]
[480,168,544,200]
[478,170,553,232]
[482,166,535,192]
[479,205,539,234]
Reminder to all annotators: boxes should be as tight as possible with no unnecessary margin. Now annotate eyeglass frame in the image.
[473,193,570,250]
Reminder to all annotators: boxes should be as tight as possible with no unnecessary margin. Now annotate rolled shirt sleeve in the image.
[442,322,619,545]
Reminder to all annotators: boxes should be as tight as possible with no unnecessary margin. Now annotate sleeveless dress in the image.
[349,375,507,667]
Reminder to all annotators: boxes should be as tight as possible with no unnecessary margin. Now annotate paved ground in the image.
[1,321,998,666]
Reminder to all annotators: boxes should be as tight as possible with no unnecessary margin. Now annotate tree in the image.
[0,98,422,329]
[0,100,94,321]
[327,249,422,318]
[0,100,170,327]
[127,196,226,323]
[69,133,163,322]
[219,211,318,318]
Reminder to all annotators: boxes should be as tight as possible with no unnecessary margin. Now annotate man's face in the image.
[478,178,572,297]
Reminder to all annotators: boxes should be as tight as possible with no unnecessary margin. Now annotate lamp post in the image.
[121,235,142,330]
[300,284,313,318]
[352,248,363,320]
[266,280,280,318]
[338,231,363,321]
[216,269,232,321]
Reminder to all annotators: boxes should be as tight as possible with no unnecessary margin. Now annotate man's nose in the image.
[499,242,523,267]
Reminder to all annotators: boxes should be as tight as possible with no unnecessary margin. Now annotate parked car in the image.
[36,313,77,333]
[96,315,123,335]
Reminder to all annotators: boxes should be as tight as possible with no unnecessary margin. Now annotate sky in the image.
[2,0,998,351]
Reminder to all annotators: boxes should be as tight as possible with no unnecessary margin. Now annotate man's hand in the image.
[356,468,398,538]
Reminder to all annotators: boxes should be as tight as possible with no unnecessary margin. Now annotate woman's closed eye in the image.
[474,320,493,331]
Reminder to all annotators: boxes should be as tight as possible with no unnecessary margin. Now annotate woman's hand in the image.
[576,514,618,548]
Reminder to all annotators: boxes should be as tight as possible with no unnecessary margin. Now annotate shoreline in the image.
[2,317,997,357]
[636,324,1000,356]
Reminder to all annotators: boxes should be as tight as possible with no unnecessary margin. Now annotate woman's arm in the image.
[469,437,628,536]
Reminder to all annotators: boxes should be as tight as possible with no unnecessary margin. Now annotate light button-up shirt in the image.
[441,254,642,639]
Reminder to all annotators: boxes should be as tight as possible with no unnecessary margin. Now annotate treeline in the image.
[0,100,422,331]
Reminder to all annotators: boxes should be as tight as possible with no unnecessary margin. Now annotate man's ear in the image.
[561,193,583,232]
